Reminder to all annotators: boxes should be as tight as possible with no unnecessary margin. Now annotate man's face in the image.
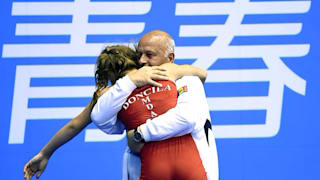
[137,36,171,66]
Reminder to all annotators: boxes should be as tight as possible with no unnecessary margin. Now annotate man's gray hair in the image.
[165,36,175,56]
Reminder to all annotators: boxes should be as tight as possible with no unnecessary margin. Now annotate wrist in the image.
[127,70,140,87]
[133,126,145,143]
[39,149,52,159]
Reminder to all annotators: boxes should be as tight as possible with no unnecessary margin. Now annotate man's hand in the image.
[127,129,144,154]
[24,152,49,180]
[128,66,169,87]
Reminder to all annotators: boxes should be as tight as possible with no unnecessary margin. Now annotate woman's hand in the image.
[128,66,169,87]
[96,86,110,98]
[24,152,49,180]
[160,63,207,83]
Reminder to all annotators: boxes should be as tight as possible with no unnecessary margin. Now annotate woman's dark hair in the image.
[93,45,139,102]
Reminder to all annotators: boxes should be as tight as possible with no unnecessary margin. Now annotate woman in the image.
[24,45,207,180]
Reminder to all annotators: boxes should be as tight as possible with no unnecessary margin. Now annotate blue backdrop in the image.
[1,0,319,179]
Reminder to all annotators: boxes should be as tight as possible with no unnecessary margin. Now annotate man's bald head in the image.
[140,30,175,55]
[138,30,175,66]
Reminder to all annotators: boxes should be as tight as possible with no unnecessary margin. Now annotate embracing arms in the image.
[91,64,207,135]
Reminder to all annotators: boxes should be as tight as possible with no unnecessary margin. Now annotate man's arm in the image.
[139,76,208,141]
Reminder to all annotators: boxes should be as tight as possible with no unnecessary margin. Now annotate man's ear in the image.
[168,53,175,63]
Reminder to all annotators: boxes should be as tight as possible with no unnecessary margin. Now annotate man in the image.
[91,30,219,180]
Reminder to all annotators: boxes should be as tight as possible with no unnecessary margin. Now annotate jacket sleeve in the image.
[139,76,209,142]
[90,75,137,134]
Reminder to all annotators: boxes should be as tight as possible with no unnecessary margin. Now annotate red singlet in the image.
[118,80,207,180]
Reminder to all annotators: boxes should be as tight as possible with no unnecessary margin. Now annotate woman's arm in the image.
[40,100,94,158]
[23,84,113,180]
[24,99,95,180]
[160,63,207,83]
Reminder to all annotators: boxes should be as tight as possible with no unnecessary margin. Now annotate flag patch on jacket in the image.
[178,85,188,96]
